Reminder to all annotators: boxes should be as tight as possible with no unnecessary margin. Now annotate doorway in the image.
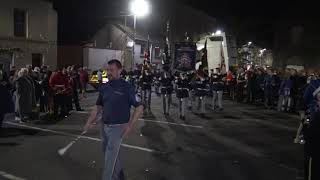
[32,53,42,68]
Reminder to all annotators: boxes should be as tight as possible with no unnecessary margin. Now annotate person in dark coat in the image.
[40,71,52,113]
[14,68,33,122]
[303,82,320,180]
[70,67,83,111]
[0,70,14,129]
[255,69,265,103]
[245,68,257,104]
[210,68,224,110]
[264,69,274,108]
[160,71,174,116]
[175,72,190,120]
[140,68,153,115]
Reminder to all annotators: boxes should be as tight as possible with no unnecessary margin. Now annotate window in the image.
[154,47,161,58]
[32,54,43,68]
[14,9,27,37]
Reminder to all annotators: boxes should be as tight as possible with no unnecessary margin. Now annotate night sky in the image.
[53,0,315,49]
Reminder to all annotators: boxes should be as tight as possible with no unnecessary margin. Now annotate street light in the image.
[129,0,150,68]
[130,0,150,17]
[248,41,252,45]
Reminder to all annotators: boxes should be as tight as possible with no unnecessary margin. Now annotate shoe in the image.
[76,109,84,111]
[181,116,186,121]
[219,108,223,111]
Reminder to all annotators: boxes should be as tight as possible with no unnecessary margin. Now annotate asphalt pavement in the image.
[0,90,304,180]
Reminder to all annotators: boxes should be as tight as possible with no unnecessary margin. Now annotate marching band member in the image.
[140,68,153,115]
[160,71,173,116]
[210,68,224,111]
[176,72,190,120]
[194,68,209,116]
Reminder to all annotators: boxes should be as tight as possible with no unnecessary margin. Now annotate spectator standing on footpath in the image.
[79,67,89,98]
[0,70,14,130]
[97,69,103,85]
[40,70,52,114]
[14,68,33,123]
[50,67,68,119]
[70,66,83,111]
[264,69,274,109]
[84,59,143,180]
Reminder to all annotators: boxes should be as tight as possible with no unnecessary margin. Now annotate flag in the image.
[201,38,208,72]
[220,43,225,70]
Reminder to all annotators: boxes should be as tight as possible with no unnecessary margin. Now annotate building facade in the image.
[0,0,57,74]
[89,23,163,70]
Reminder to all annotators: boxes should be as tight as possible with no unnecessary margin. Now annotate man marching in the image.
[194,67,209,116]
[210,68,224,111]
[160,71,173,116]
[84,59,144,180]
[140,68,153,115]
[175,72,190,120]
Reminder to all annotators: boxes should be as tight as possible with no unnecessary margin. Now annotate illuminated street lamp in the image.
[248,41,252,46]
[130,0,150,29]
[130,0,150,17]
[129,0,150,67]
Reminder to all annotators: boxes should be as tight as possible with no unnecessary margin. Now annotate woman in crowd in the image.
[14,68,33,123]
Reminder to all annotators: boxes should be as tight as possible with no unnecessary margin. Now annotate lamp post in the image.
[129,0,150,68]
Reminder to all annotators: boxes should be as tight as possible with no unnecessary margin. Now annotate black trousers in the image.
[73,90,81,110]
[236,84,245,102]
[53,94,67,118]
[0,113,4,129]
[305,150,320,180]
[66,95,73,112]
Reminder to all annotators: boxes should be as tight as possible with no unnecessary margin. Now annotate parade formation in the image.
[0,0,319,180]
[1,55,320,179]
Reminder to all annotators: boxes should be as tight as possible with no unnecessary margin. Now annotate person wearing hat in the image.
[194,68,209,116]
[175,72,190,120]
[210,68,224,111]
[140,68,153,115]
[160,70,174,116]
[303,78,320,180]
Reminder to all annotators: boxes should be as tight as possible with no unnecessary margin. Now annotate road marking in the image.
[70,111,90,114]
[4,122,159,153]
[139,119,204,129]
[0,171,26,180]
